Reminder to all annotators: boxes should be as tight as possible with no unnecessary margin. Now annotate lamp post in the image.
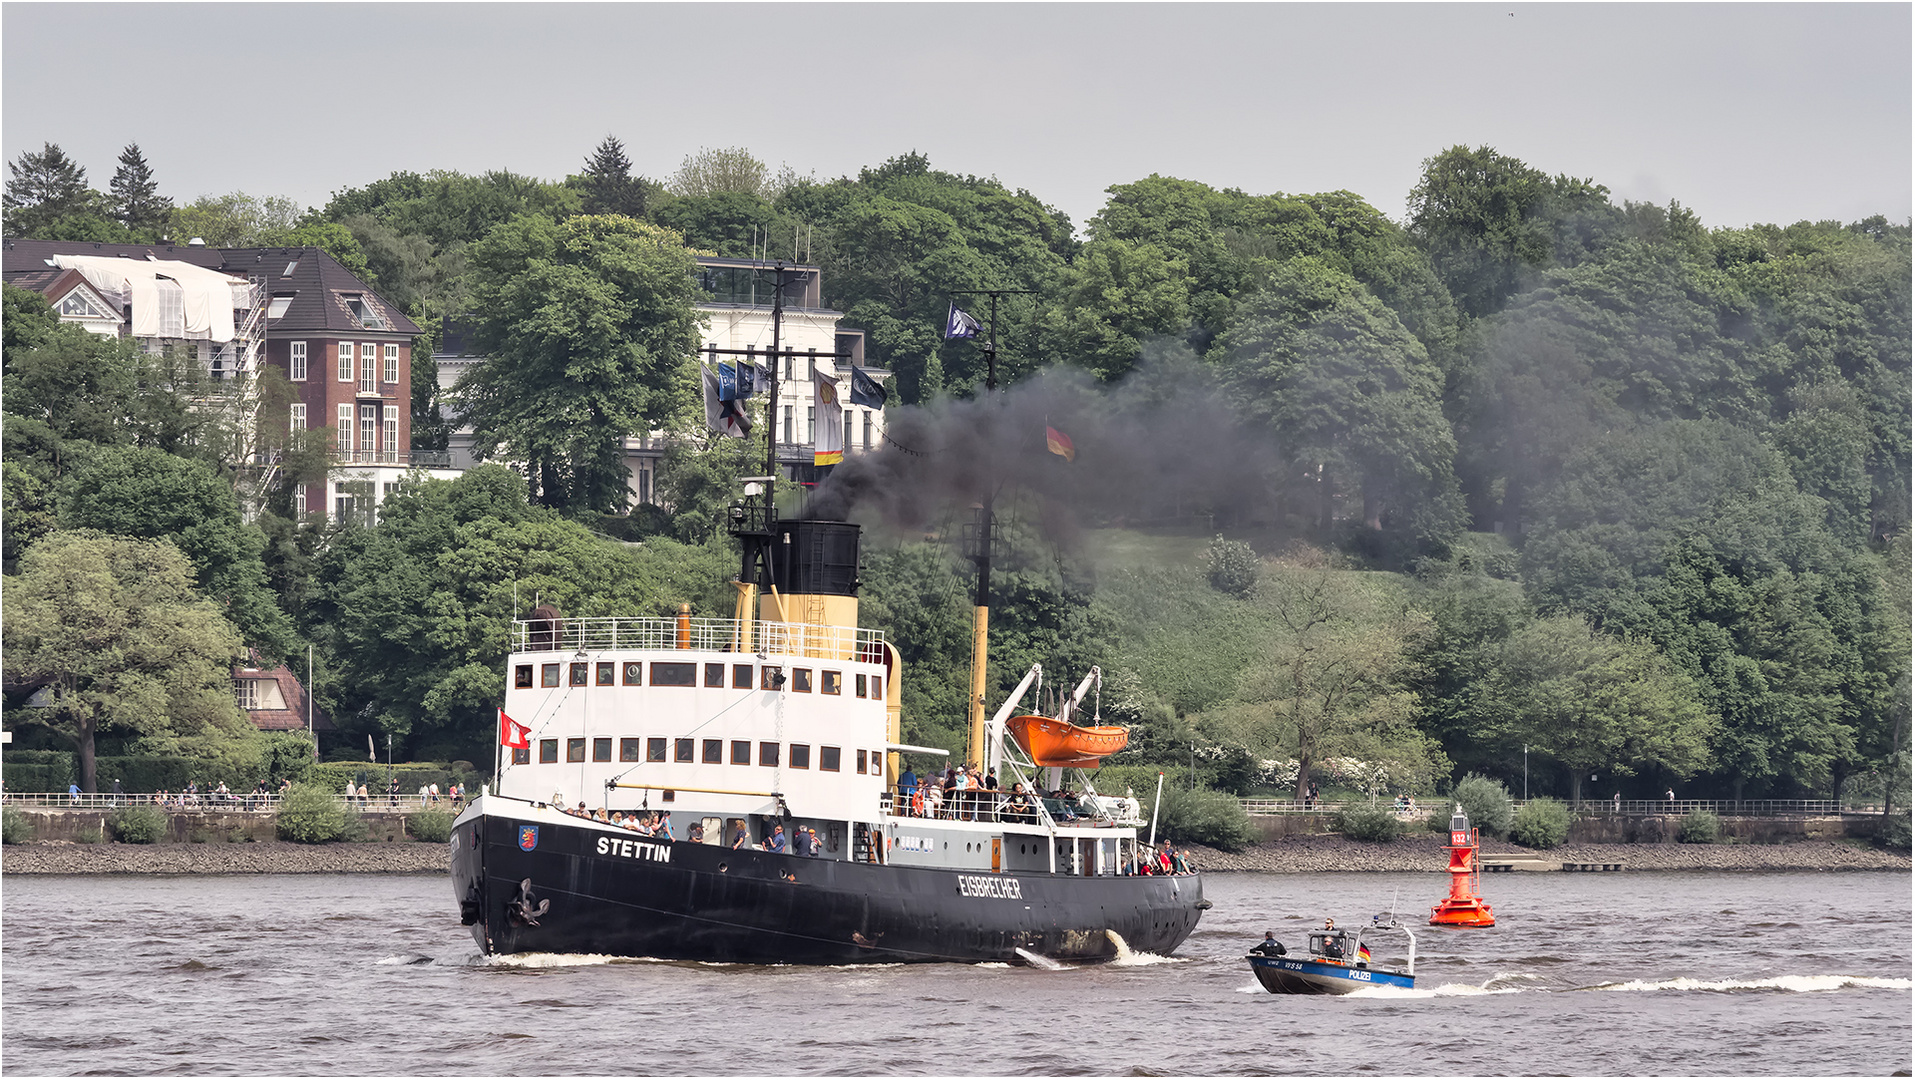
[1523,744,1529,801]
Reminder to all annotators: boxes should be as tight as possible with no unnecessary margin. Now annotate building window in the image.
[592,738,612,762]
[822,671,842,695]
[338,342,353,382]
[289,341,307,381]
[820,746,841,772]
[623,662,642,686]
[337,404,353,452]
[539,739,558,764]
[864,411,873,450]
[702,739,722,764]
[292,483,305,513]
[515,665,533,688]
[759,742,779,767]
[732,664,753,689]
[651,662,696,686]
[790,744,811,769]
[290,403,306,434]
[792,668,812,693]
[731,739,750,765]
[705,663,724,688]
[845,411,854,454]
[511,746,530,765]
[619,738,640,762]
[647,738,667,762]
[359,345,377,394]
[361,405,378,456]
[542,664,560,688]
[566,738,586,763]
[807,406,815,443]
[675,738,694,763]
[783,406,792,444]
[596,662,615,686]
[233,680,260,709]
[384,406,398,460]
[384,343,399,384]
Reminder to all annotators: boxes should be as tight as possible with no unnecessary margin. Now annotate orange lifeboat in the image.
[1005,714,1129,768]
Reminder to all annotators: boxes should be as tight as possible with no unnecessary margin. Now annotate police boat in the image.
[1247,911,1417,994]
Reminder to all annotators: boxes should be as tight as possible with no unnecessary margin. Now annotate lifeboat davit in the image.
[1005,714,1129,768]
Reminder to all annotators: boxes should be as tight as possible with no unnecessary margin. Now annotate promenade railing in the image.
[0,792,461,814]
[1236,796,1882,818]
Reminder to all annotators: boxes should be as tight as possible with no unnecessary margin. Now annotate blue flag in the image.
[717,361,757,402]
[945,303,982,340]
[850,366,887,408]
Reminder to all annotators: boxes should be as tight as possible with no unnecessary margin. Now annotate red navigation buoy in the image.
[1430,803,1495,927]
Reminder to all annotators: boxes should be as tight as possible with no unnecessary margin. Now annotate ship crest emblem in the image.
[518,826,539,851]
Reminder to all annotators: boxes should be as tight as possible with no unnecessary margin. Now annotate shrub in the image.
[407,809,454,843]
[276,782,348,843]
[1873,815,1911,854]
[1511,798,1571,849]
[1155,786,1257,852]
[1336,804,1401,843]
[109,805,169,844]
[1449,774,1513,838]
[74,823,102,843]
[1,806,34,844]
[1205,536,1261,597]
[1678,809,1720,844]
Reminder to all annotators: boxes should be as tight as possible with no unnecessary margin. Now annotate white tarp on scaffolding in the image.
[51,254,250,342]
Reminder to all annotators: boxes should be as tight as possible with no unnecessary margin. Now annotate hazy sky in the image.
[4,3,1908,234]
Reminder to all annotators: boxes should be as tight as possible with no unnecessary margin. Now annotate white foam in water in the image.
[1014,947,1069,971]
[476,951,627,969]
[1597,975,1912,993]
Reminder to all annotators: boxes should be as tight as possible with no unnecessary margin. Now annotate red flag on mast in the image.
[498,710,531,749]
[1045,425,1075,462]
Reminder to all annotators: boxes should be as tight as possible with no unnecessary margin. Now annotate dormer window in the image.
[281,261,298,278]
[268,295,293,319]
[57,292,109,319]
[343,294,386,329]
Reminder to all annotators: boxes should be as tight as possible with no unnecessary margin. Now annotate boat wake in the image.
[1588,975,1912,994]
[1014,947,1069,971]
[472,951,632,969]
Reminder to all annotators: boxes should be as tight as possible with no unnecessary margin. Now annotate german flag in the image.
[1357,942,1372,963]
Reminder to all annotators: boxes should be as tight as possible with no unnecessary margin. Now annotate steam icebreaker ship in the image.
[448,514,1208,964]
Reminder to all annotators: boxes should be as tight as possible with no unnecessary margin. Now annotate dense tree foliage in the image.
[1,138,1904,805]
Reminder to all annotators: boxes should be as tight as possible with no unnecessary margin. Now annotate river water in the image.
[2,869,1907,1076]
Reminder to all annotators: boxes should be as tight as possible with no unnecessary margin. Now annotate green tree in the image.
[1044,236,1190,380]
[3,142,114,239]
[169,192,304,247]
[108,143,172,239]
[576,135,654,218]
[57,446,296,661]
[456,214,705,512]
[669,146,775,199]
[1405,145,1557,319]
[1492,614,1714,804]
[2,532,253,792]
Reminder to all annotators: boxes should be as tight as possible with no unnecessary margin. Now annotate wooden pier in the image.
[1479,855,1626,872]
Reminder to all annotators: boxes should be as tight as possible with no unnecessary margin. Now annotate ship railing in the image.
[0,792,462,813]
[880,790,1132,829]
[512,616,886,660]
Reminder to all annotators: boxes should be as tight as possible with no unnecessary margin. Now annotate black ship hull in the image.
[451,804,1207,964]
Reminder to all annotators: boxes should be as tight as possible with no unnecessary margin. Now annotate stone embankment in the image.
[2,841,448,875]
[1185,832,1911,873]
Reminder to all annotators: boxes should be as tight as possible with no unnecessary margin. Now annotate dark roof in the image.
[232,662,335,733]
[0,238,417,337]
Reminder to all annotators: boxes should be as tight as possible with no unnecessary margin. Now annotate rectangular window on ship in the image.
[542,664,560,688]
[820,746,840,772]
[856,749,867,773]
[623,662,642,686]
[651,662,695,686]
[647,738,667,762]
[871,675,882,699]
[539,739,558,764]
[822,671,841,695]
[789,743,810,769]
[855,674,867,698]
[732,664,752,689]
[620,738,641,762]
[596,662,615,686]
[705,663,724,687]
[761,666,781,691]
[515,665,533,689]
[731,740,750,765]
[566,738,586,763]
[569,663,588,687]
[593,738,611,762]
[703,739,722,764]
[675,738,693,763]
[512,746,530,765]
[793,668,812,693]
[759,742,779,767]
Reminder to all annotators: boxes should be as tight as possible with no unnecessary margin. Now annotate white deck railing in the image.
[512,616,885,661]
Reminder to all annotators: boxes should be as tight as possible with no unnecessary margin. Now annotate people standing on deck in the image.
[1251,931,1287,956]
[899,767,918,815]
[731,821,750,849]
[923,782,943,819]
[764,824,788,853]
[1004,783,1033,824]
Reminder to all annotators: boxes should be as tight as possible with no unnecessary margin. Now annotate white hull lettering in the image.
[956,874,1022,899]
[596,835,673,863]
